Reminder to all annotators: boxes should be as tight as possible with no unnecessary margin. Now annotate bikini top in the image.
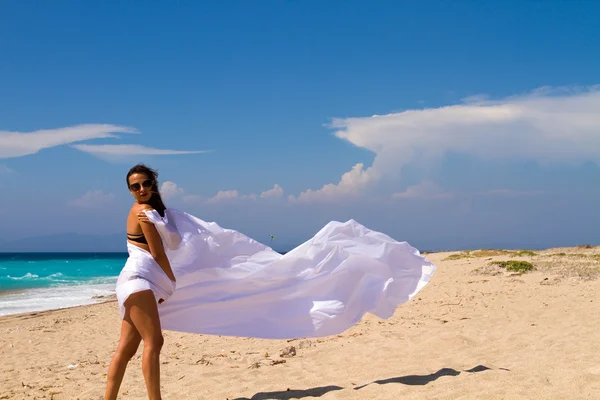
[126,209,182,250]
[127,232,148,245]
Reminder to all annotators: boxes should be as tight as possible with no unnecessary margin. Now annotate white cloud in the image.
[206,190,240,204]
[291,163,379,203]
[69,190,116,208]
[160,181,184,199]
[205,189,263,204]
[298,85,600,202]
[0,124,139,159]
[0,124,211,162]
[160,183,283,205]
[71,144,210,157]
[260,184,284,199]
[392,181,452,199]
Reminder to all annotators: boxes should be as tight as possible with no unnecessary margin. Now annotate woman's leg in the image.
[126,290,165,400]
[104,311,142,400]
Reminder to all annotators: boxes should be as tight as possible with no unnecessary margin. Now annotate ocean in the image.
[0,252,125,316]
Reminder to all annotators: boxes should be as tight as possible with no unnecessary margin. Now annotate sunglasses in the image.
[129,179,154,192]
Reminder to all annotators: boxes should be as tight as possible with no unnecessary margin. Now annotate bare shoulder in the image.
[130,203,154,216]
[132,203,154,212]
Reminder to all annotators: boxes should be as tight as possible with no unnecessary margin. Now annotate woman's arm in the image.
[136,205,176,282]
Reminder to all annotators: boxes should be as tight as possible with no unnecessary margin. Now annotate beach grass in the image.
[489,260,534,273]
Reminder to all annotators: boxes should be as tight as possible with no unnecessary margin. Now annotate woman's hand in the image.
[137,211,150,224]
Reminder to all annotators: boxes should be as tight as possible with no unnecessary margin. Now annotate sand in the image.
[1,246,599,399]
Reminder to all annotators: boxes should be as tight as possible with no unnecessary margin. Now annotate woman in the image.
[105,163,436,399]
[104,164,175,400]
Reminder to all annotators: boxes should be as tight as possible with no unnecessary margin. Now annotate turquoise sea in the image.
[0,252,126,316]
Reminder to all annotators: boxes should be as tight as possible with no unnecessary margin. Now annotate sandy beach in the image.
[1,246,599,400]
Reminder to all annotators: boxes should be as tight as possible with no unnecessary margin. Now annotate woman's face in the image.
[128,173,154,202]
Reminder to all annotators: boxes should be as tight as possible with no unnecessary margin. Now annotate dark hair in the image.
[126,164,166,217]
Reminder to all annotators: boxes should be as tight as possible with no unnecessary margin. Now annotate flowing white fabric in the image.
[115,208,436,339]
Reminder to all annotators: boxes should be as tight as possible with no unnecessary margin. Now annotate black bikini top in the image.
[127,232,148,245]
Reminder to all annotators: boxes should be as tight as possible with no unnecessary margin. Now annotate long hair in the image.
[126,163,167,217]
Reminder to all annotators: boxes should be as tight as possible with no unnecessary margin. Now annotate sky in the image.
[1,0,600,252]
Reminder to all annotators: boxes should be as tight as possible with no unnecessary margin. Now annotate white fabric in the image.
[115,208,436,339]
[147,208,182,251]
[115,243,176,318]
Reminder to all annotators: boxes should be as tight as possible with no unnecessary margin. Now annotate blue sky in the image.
[1,1,600,251]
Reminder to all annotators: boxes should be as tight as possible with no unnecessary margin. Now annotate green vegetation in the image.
[472,249,512,257]
[545,252,590,258]
[511,250,537,257]
[444,247,600,265]
[490,260,534,273]
[444,253,469,261]
[444,249,536,261]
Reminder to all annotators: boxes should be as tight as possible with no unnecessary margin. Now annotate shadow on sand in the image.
[231,385,344,400]
[232,364,505,399]
[353,364,495,389]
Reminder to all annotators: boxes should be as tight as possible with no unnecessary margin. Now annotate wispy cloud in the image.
[0,124,139,159]
[479,189,545,197]
[69,190,116,208]
[296,85,600,202]
[392,181,452,199]
[0,124,211,162]
[0,164,14,174]
[71,144,211,158]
